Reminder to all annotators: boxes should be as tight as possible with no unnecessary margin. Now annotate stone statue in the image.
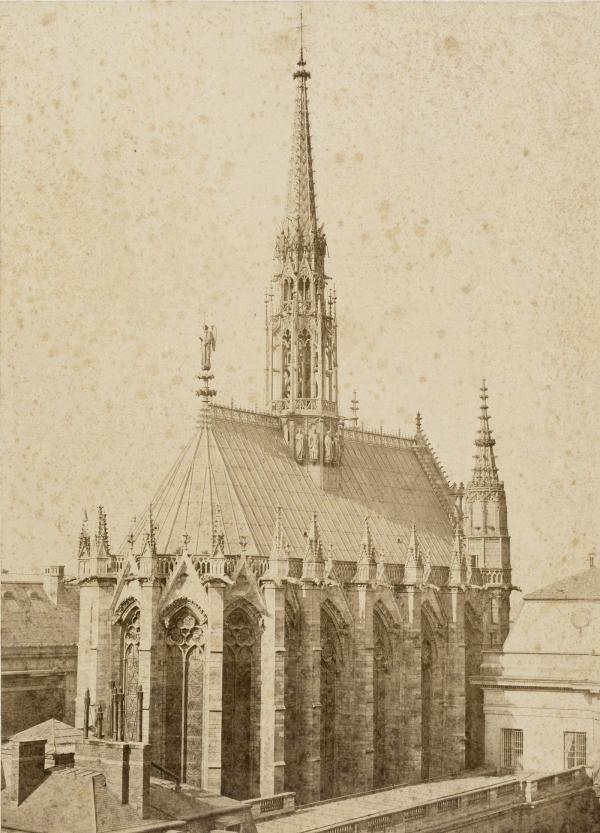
[324,429,334,464]
[200,324,217,371]
[283,369,291,400]
[308,424,319,463]
[295,429,305,462]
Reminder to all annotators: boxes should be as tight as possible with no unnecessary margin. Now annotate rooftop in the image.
[1,577,79,650]
[120,404,455,567]
[524,565,600,601]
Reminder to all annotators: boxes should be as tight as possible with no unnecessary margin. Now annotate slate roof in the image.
[1,579,79,649]
[524,565,600,601]
[124,406,454,567]
[4,719,82,753]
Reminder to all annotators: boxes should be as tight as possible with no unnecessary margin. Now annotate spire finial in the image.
[416,411,422,434]
[350,390,359,427]
[472,379,499,486]
[299,8,305,66]
[196,324,217,424]
[78,509,91,559]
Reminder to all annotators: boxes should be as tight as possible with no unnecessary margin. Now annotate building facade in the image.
[476,563,600,786]
[1,566,79,740]
[74,45,513,805]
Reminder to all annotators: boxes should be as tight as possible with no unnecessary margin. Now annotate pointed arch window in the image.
[164,606,206,786]
[373,608,393,788]
[121,608,140,742]
[297,329,311,399]
[320,605,345,800]
[282,330,291,400]
[465,606,484,769]
[221,605,261,800]
[284,602,302,795]
[421,637,434,780]
[299,275,311,305]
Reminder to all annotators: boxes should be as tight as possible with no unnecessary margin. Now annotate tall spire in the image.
[285,15,318,244]
[471,379,499,486]
[267,17,340,485]
[463,380,511,581]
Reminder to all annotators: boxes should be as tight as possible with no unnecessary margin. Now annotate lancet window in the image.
[421,637,434,779]
[297,329,311,399]
[373,608,393,788]
[320,605,345,800]
[221,605,261,800]
[121,608,140,742]
[163,606,206,786]
[282,330,291,400]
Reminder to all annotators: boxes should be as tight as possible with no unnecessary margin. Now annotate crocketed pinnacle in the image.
[359,516,376,564]
[95,506,109,555]
[78,509,90,559]
[287,45,317,238]
[471,379,499,487]
[304,511,324,562]
[277,33,326,270]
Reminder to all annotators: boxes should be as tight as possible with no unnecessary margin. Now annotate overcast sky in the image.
[2,2,599,594]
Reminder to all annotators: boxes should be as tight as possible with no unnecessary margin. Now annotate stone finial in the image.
[404,521,421,585]
[471,378,500,487]
[181,531,190,558]
[94,506,110,559]
[358,516,376,565]
[212,504,225,556]
[449,522,464,586]
[147,504,157,556]
[78,509,91,559]
[304,512,323,561]
[270,506,285,558]
[422,548,432,585]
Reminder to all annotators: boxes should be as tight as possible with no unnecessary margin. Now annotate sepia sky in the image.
[2,2,599,596]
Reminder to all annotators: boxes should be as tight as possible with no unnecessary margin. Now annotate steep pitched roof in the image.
[5,719,82,751]
[123,407,454,566]
[524,566,600,601]
[1,581,79,649]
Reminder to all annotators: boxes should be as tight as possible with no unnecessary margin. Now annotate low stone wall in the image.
[265,768,599,833]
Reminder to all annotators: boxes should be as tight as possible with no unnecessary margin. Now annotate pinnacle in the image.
[470,380,500,486]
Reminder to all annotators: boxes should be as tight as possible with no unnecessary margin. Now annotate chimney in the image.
[11,740,46,805]
[75,738,150,818]
[43,565,65,605]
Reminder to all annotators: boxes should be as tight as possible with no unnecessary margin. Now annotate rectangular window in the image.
[564,732,586,768]
[502,728,523,768]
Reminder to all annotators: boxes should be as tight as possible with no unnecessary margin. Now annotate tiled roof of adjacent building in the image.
[4,719,82,752]
[122,406,455,567]
[524,565,600,601]
[1,578,79,649]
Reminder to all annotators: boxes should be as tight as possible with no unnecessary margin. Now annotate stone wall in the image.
[1,646,78,739]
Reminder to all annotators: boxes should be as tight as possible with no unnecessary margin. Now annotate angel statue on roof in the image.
[200,324,217,371]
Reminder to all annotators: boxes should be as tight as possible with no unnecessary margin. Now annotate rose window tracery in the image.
[166,611,205,654]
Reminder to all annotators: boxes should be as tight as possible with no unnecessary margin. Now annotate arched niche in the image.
[221,602,262,800]
[320,601,348,800]
[121,607,140,742]
[465,602,485,769]
[162,604,207,787]
[284,597,302,795]
[373,604,396,788]
[421,604,443,780]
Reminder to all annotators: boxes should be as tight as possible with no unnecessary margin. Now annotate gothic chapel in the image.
[76,41,512,805]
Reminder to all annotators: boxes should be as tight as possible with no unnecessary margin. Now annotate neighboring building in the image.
[74,41,513,806]
[475,562,600,784]
[1,566,79,740]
